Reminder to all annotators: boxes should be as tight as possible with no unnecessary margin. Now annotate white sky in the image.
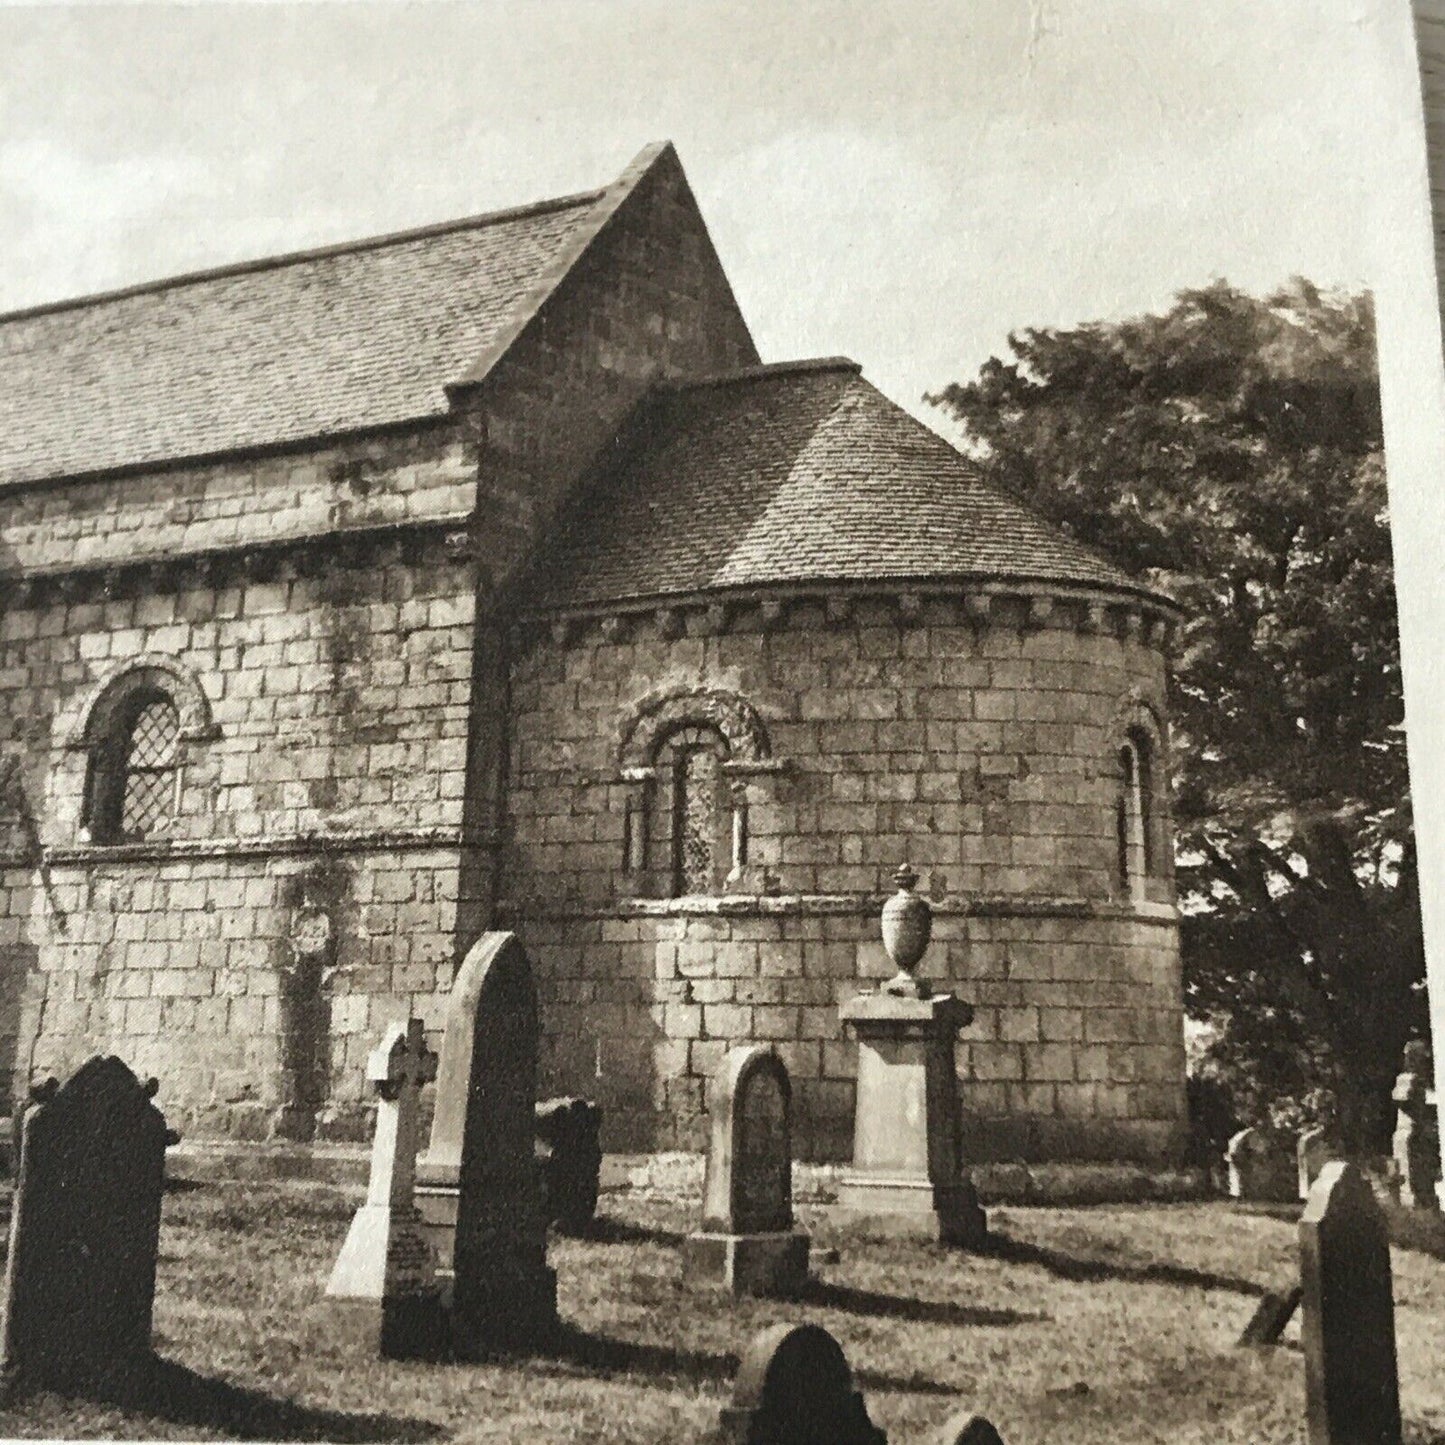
[0,0,1404,422]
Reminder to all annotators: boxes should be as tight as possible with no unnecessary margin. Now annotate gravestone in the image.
[1237,1286,1302,1348]
[715,1323,887,1445]
[683,1045,810,1296]
[444,933,558,1356]
[1300,1161,1402,1445]
[936,1413,1008,1445]
[838,866,986,1246]
[535,1095,602,1234]
[325,1018,445,1359]
[1391,1040,1440,1209]
[0,1056,177,1395]
[1226,1126,1296,1203]
[1298,1127,1335,1202]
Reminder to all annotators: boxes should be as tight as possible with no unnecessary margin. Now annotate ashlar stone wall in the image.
[504,590,1187,1163]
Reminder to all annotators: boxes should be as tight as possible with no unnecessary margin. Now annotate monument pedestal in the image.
[413,1162,459,1276]
[838,990,986,1248]
[682,1231,810,1296]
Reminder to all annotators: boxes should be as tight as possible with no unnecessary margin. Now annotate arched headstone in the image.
[936,1412,1008,1445]
[716,1323,887,1445]
[685,1045,809,1296]
[1225,1126,1295,1203]
[0,1056,176,1395]
[444,933,558,1355]
[1300,1162,1402,1445]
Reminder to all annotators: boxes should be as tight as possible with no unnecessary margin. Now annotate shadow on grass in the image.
[796,1278,1044,1328]
[25,1355,445,1442]
[577,1216,686,1247]
[545,1326,957,1396]
[978,1232,1264,1297]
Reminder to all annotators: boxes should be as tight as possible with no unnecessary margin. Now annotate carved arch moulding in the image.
[617,685,774,773]
[61,654,220,754]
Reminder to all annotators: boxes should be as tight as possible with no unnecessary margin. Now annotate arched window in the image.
[1116,727,1155,898]
[656,724,729,896]
[84,686,183,844]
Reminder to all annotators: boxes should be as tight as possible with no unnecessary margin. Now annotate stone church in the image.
[0,143,1187,1163]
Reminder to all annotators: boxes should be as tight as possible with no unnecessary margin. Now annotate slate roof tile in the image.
[0,192,603,488]
[527,361,1156,609]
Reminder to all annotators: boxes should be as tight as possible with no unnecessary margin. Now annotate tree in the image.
[929,279,1424,1150]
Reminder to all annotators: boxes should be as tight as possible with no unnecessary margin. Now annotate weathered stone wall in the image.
[469,144,760,594]
[0,427,482,1136]
[504,591,1187,1162]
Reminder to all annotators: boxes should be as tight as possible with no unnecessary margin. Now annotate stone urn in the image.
[880,864,932,997]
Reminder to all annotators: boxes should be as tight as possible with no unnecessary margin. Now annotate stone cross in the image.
[325,1019,444,1358]
[1300,1161,1402,1445]
[0,1056,176,1397]
[715,1323,887,1445]
[1297,1126,1334,1202]
[683,1045,810,1296]
[1391,1041,1440,1209]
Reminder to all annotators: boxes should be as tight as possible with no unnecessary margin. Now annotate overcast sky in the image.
[0,1,1406,423]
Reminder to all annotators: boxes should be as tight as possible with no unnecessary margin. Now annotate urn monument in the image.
[837,866,986,1245]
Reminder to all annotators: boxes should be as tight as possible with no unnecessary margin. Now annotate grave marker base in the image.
[836,1174,988,1247]
[449,1264,559,1359]
[325,1295,450,1362]
[682,1230,811,1297]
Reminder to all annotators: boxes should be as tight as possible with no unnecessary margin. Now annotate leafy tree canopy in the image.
[929,279,1423,1147]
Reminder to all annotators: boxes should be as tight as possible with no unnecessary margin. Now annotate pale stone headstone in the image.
[0,1057,176,1395]
[1391,1041,1440,1209]
[325,1018,444,1358]
[684,1045,809,1296]
[715,1323,887,1445]
[1297,1127,1335,1202]
[1300,1162,1402,1445]
[1226,1126,1295,1203]
[445,933,558,1356]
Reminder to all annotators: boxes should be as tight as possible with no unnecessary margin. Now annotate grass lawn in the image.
[0,1179,1441,1443]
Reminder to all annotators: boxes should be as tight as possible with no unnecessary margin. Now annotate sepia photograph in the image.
[0,1,1443,1441]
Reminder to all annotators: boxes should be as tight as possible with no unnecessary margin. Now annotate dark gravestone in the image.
[1237,1286,1302,1348]
[534,1096,602,1234]
[684,1045,809,1296]
[715,1323,887,1445]
[0,1057,176,1395]
[936,1413,1008,1445]
[447,933,558,1356]
[1300,1162,1402,1445]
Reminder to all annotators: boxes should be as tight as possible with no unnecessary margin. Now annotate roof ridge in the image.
[0,188,605,326]
[660,357,862,392]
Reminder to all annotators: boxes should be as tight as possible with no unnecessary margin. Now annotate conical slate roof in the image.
[527,359,1155,612]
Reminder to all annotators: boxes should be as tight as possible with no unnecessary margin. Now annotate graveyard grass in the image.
[1,1182,1444,1444]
